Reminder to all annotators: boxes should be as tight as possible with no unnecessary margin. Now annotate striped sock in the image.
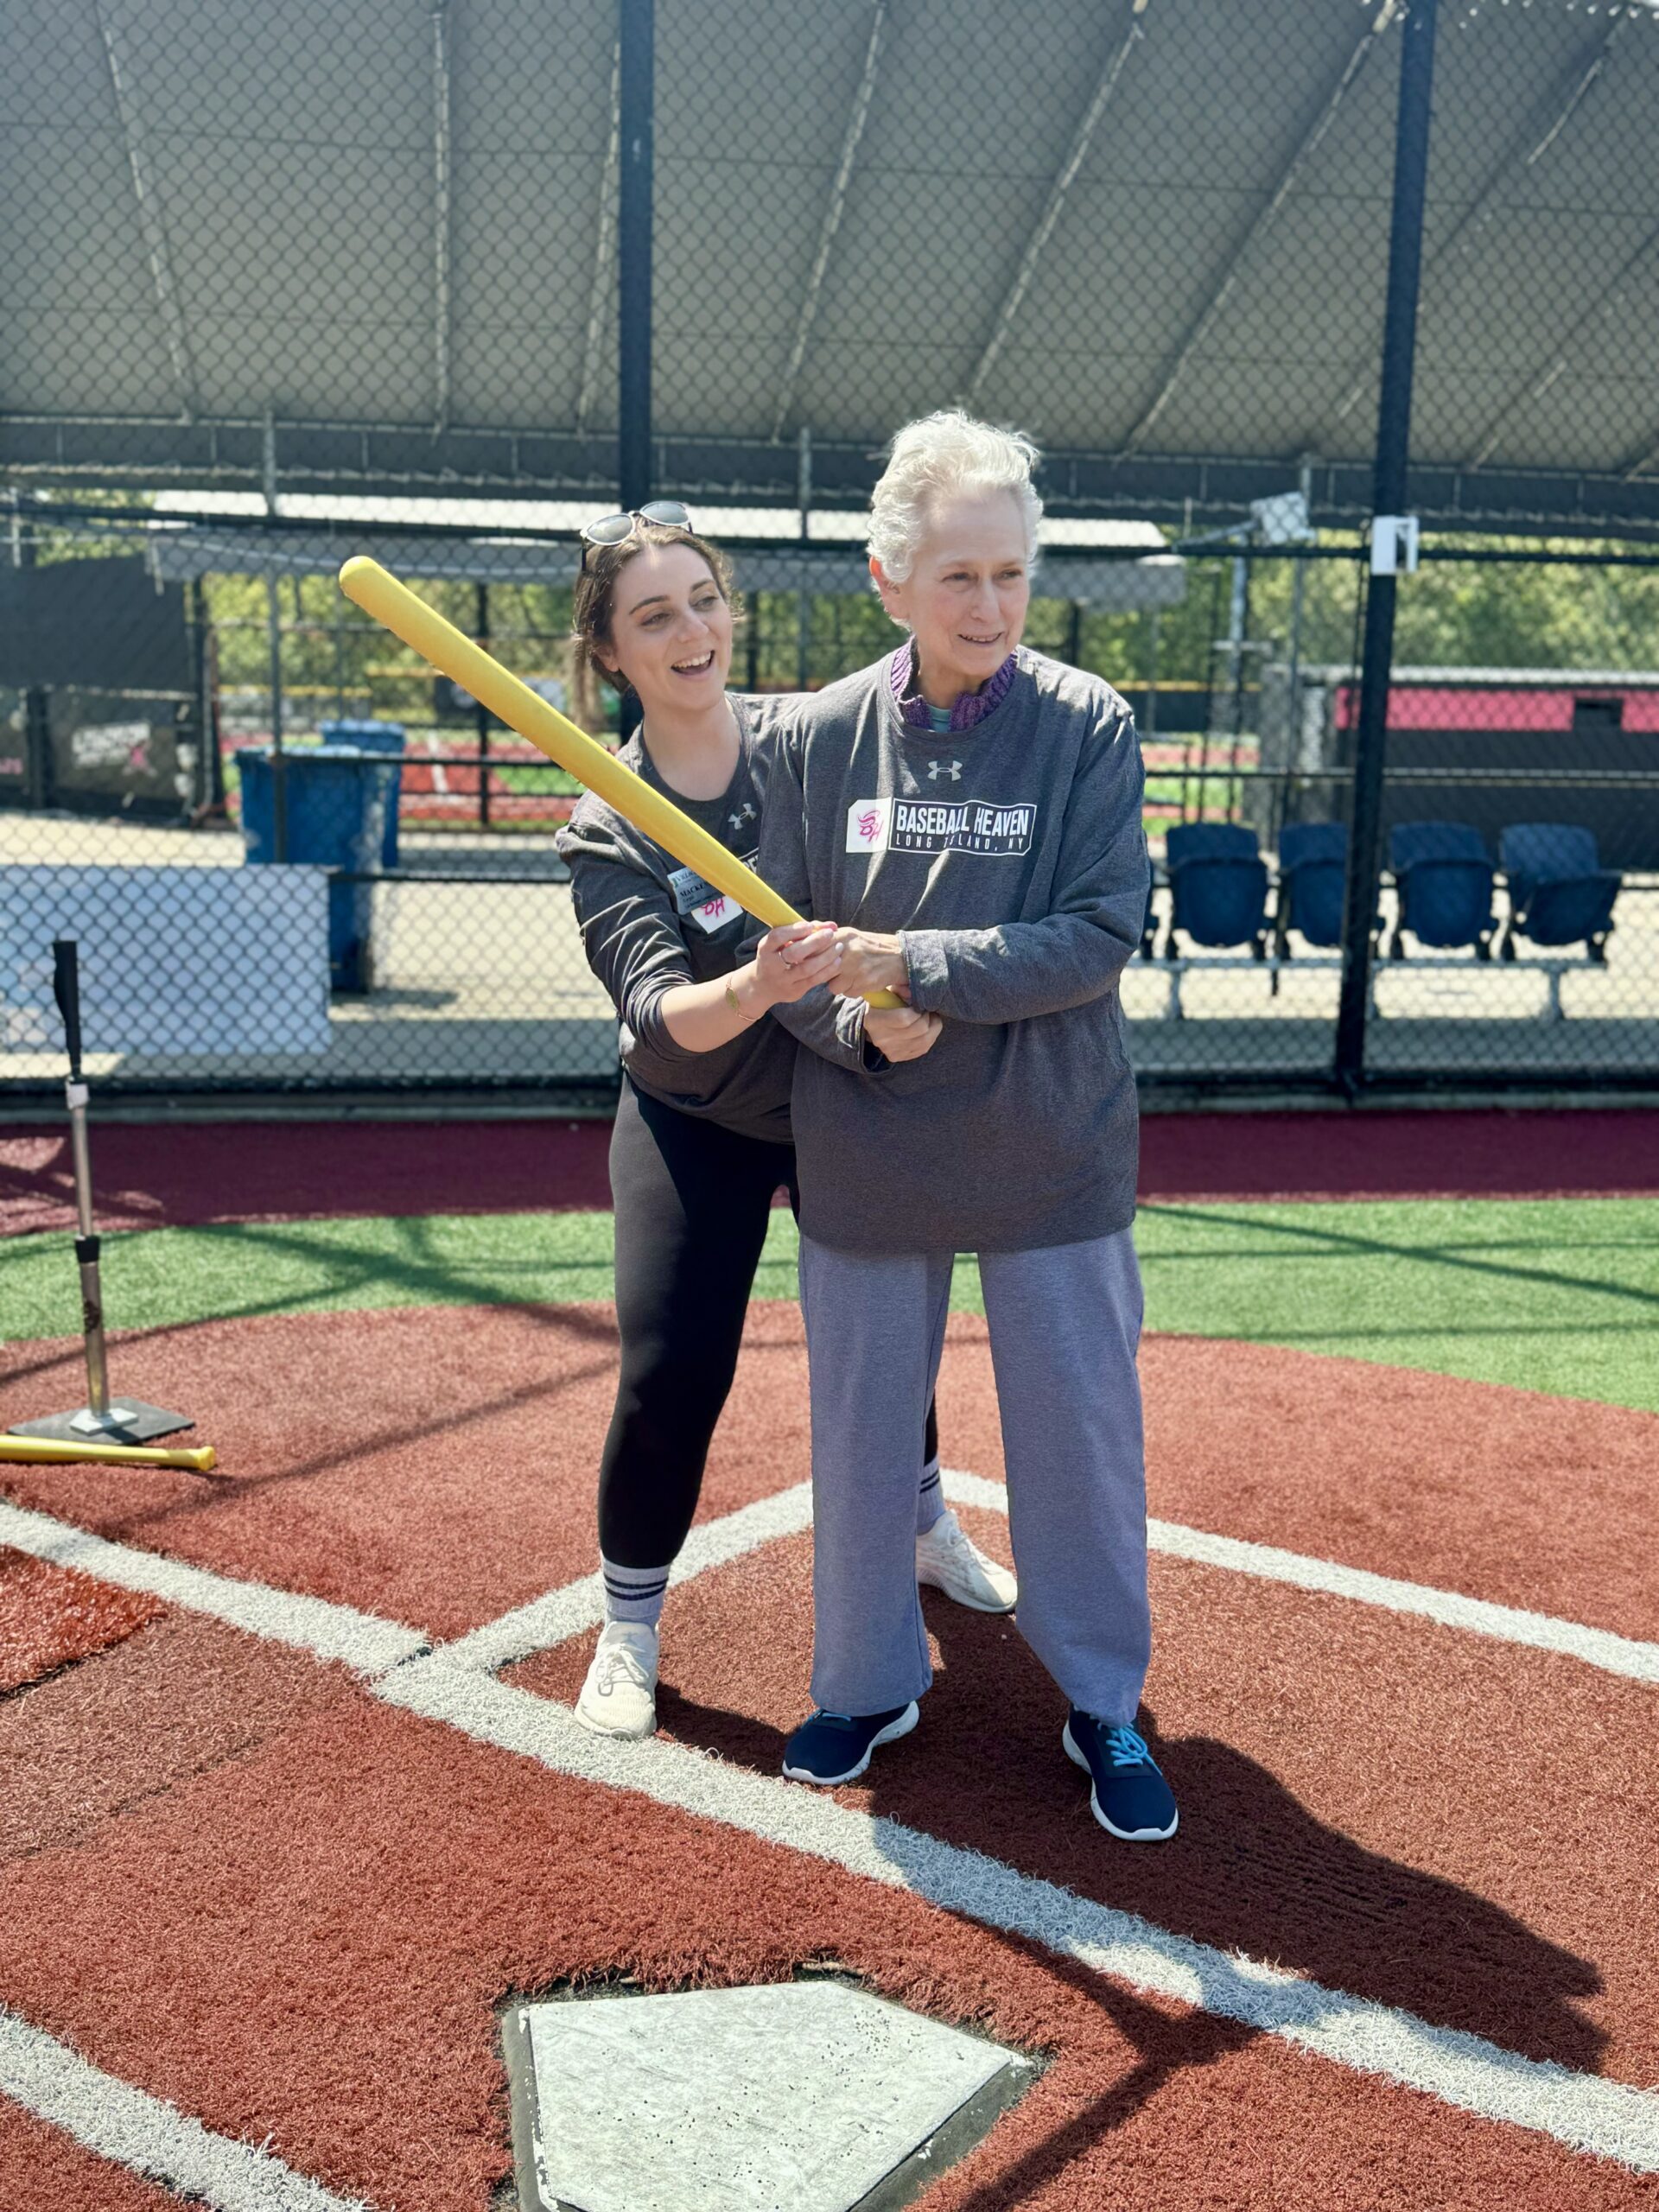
[601,1555,671,1628]
[916,1457,944,1537]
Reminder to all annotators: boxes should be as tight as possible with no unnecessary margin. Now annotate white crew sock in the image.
[601,1555,670,1629]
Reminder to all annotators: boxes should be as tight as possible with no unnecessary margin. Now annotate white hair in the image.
[867,410,1043,584]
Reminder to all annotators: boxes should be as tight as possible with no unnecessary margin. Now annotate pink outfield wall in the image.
[1333,683,1659,732]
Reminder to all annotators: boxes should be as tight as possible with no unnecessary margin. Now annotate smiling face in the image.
[871,491,1032,706]
[594,541,734,718]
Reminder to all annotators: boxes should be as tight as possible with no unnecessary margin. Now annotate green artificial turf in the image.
[3,1197,1656,1413]
[1133,1198,1659,1413]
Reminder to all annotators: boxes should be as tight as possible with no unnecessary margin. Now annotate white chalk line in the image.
[4,1480,1659,2183]
[0,1498,427,1678]
[949,1471,1659,1688]
[440,1481,817,1675]
[0,2004,370,2212]
[6,1467,1654,1692]
[441,1470,1659,1693]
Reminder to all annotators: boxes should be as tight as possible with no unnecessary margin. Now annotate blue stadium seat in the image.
[1275,822,1349,950]
[1386,822,1496,959]
[1498,823,1621,960]
[1164,823,1269,958]
[1168,823,1259,863]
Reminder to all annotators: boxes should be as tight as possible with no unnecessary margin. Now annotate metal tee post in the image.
[6,940,197,1451]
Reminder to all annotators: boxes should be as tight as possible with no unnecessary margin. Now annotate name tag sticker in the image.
[687,893,738,936]
[667,863,717,913]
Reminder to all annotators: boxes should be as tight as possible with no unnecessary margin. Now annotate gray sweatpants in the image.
[798,1227,1150,1725]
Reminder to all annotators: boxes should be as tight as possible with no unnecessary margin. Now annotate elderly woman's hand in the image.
[833,927,909,1001]
[864,1004,942,1062]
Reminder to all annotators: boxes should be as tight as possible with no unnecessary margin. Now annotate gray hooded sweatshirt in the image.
[759,645,1148,1254]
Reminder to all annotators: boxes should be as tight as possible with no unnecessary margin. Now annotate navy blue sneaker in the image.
[1063,1712,1179,1841]
[781,1702,918,1786]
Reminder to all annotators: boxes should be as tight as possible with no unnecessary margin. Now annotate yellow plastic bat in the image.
[0,1435,216,1471]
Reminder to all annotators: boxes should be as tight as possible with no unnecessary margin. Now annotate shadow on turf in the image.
[0,1301,621,1543]
[659,1608,1605,2091]
[930,1942,1258,2212]
[0,1211,624,1376]
[1138,1200,1659,1315]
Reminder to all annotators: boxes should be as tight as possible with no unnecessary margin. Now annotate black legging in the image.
[601,1076,939,1568]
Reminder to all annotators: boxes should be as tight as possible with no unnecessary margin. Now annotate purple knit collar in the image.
[889,639,1020,734]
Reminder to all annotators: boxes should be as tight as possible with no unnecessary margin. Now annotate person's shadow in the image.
[658,1594,1605,2082]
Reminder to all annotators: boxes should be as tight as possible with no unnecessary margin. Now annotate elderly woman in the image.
[760,410,1177,1840]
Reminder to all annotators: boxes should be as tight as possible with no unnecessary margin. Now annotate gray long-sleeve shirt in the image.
[757,645,1149,1254]
[554,696,865,1143]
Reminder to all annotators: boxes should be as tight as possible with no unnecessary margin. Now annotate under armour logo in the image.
[927,760,963,782]
[728,801,757,832]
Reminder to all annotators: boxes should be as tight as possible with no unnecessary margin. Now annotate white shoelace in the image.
[919,1512,971,1556]
[596,1636,652,1692]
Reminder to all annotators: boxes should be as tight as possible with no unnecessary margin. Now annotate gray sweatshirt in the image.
[759,645,1148,1254]
[555,696,865,1143]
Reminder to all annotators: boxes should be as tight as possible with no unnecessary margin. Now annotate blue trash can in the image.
[321,719,404,872]
[238,745,397,992]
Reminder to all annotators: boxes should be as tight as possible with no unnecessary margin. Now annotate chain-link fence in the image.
[1132,542,1659,1084]
[3,0,1658,1100]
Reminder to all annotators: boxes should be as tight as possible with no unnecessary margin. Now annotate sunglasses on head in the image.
[578,499,693,568]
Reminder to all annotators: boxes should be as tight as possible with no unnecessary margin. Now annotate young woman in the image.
[554,503,1017,1740]
[759,415,1179,1840]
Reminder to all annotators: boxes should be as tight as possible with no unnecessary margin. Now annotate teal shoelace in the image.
[1103,1725,1155,1769]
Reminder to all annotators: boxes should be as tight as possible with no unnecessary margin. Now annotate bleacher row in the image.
[1141,821,1624,1020]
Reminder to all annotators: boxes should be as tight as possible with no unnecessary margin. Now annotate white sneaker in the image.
[575,1620,659,1738]
[915,1506,1017,1614]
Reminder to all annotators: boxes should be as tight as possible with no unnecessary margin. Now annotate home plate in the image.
[501,1979,1035,2212]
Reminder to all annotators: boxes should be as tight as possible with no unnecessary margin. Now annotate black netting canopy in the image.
[4,0,1658,528]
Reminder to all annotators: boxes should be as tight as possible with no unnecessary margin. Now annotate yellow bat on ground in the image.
[337,556,900,1007]
[0,1435,216,1472]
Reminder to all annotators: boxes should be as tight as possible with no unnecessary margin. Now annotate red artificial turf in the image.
[0,2102,192,2212]
[4,1107,1656,1237]
[0,1611,351,1867]
[3,1306,1655,1646]
[520,1521,1657,2083]
[0,1303,799,1641]
[2,1303,1654,2208]
[0,1656,1649,2212]
[0,1548,162,1697]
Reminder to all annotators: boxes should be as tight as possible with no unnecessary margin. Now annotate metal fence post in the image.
[474,580,492,827]
[796,424,812,689]
[616,0,653,738]
[262,414,289,860]
[189,575,220,817]
[15,501,55,811]
[1334,0,1440,1092]
[617,0,653,515]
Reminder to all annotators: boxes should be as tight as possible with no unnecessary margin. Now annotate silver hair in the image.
[867,409,1043,585]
